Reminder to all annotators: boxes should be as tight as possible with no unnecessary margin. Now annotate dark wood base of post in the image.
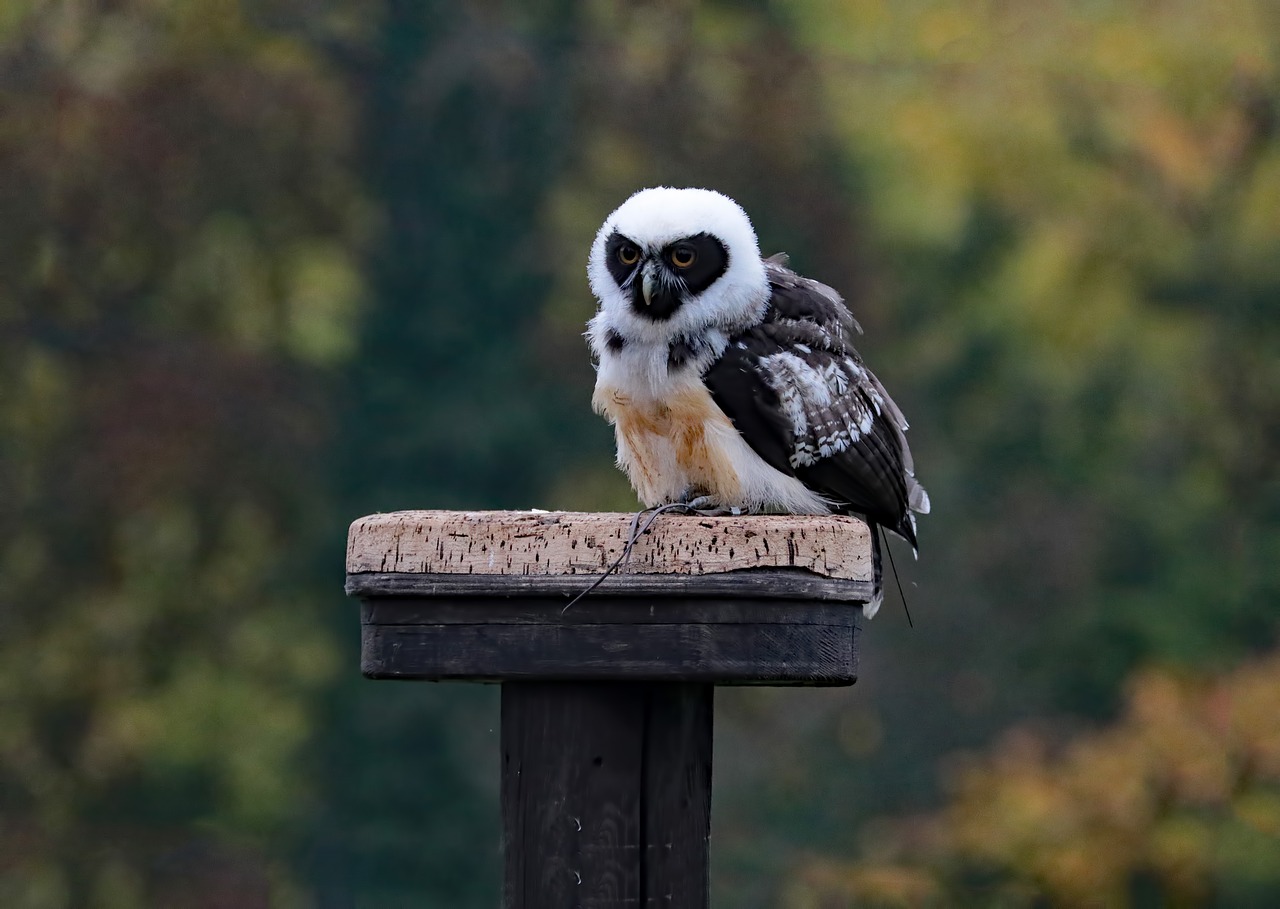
[501,682,713,909]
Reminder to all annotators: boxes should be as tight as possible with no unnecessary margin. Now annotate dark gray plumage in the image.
[704,255,928,551]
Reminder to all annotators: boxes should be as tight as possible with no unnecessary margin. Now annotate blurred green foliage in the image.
[788,652,1280,907]
[0,1,1277,906]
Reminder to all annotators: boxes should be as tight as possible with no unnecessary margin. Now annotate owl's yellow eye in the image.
[670,246,696,268]
[618,244,640,266]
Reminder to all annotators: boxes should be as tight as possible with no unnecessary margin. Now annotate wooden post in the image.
[501,682,712,906]
[345,511,871,908]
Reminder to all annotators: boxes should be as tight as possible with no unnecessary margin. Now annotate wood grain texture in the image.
[641,685,713,904]
[501,683,712,909]
[348,513,870,906]
[346,570,874,603]
[359,597,859,685]
[346,510,872,583]
[360,597,863,626]
[501,683,645,908]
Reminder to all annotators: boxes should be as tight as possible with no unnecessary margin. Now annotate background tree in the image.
[301,2,591,904]
[0,1,359,904]
[788,648,1280,907]
[2,0,1277,906]
[761,2,1280,903]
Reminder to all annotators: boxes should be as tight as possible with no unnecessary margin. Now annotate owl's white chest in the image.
[591,346,831,514]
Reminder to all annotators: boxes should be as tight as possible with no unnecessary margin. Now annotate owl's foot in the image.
[677,494,745,517]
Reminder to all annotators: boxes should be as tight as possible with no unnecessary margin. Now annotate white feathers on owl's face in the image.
[586,187,770,345]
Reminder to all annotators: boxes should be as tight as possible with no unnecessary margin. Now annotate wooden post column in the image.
[345,511,872,909]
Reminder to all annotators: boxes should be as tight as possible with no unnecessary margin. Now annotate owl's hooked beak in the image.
[640,263,656,308]
[629,258,683,321]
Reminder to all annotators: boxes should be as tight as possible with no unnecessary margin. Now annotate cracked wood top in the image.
[345,510,872,582]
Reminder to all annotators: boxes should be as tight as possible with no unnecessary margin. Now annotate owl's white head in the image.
[587,187,769,346]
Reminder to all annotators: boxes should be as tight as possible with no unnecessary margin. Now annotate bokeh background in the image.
[3,1,1279,906]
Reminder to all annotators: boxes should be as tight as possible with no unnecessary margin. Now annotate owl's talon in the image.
[679,495,742,517]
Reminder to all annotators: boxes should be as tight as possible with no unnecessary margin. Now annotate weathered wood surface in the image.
[345,510,868,908]
[347,512,866,684]
[359,598,864,626]
[359,597,859,685]
[345,570,874,603]
[501,682,712,909]
[346,510,873,582]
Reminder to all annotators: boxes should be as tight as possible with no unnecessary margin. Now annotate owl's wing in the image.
[703,258,928,549]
